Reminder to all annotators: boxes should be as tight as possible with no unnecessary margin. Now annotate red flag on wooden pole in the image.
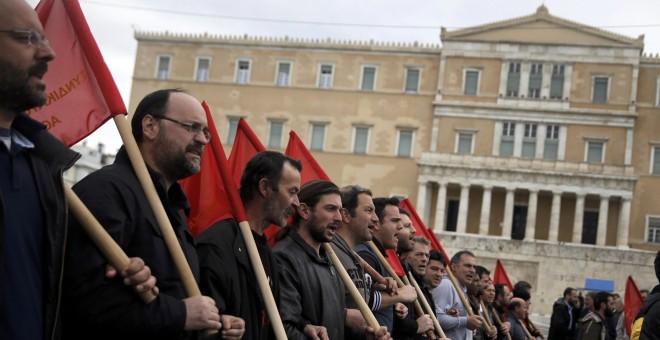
[227,118,266,189]
[624,275,644,336]
[34,0,125,146]
[179,102,247,236]
[399,198,450,264]
[493,259,513,292]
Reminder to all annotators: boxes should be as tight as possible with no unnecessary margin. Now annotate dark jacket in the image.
[62,147,199,340]
[504,311,526,340]
[196,219,280,340]
[638,284,660,340]
[577,311,606,340]
[549,297,579,340]
[273,229,345,340]
[356,239,394,332]
[0,114,79,340]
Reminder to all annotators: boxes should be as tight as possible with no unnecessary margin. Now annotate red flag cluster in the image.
[624,275,643,336]
[493,259,513,292]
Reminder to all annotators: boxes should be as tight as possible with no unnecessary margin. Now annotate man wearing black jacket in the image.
[197,151,301,339]
[548,287,580,340]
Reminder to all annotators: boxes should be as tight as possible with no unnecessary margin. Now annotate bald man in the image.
[504,297,527,340]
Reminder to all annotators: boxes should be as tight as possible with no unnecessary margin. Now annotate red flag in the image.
[493,259,513,292]
[34,0,125,147]
[227,118,266,189]
[385,249,405,277]
[399,198,450,264]
[179,102,247,236]
[624,275,644,336]
[285,131,330,183]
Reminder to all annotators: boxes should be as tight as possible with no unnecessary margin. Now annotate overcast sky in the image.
[28,0,660,153]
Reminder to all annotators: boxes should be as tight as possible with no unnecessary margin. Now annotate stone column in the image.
[416,181,428,224]
[525,189,539,240]
[456,183,470,234]
[572,193,586,244]
[617,197,632,248]
[502,188,515,238]
[596,195,610,246]
[548,191,562,242]
[479,185,493,235]
[434,182,447,232]
[625,128,633,166]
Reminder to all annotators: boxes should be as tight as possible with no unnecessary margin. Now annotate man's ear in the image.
[340,208,351,224]
[258,178,270,198]
[298,203,311,220]
[142,114,160,142]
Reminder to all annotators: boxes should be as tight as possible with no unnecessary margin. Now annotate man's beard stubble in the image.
[0,60,48,113]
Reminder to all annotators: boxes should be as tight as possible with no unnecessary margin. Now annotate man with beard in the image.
[435,250,484,340]
[481,282,503,340]
[332,185,416,339]
[0,1,154,338]
[548,287,580,340]
[196,151,301,339]
[397,208,416,261]
[491,284,513,339]
[62,89,221,339]
[576,291,615,340]
[275,180,389,340]
[357,197,431,337]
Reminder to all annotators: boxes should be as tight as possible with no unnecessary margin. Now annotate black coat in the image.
[273,229,346,340]
[0,114,79,340]
[62,147,199,339]
[196,219,280,340]
[548,297,580,340]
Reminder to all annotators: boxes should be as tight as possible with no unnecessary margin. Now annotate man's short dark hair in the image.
[340,185,372,217]
[429,250,447,267]
[239,151,302,203]
[399,208,410,217]
[450,250,475,265]
[131,88,187,143]
[292,180,340,226]
[593,291,612,311]
[495,283,507,300]
[476,265,490,279]
[563,287,576,298]
[373,197,400,222]
[655,250,660,282]
[513,281,532,300]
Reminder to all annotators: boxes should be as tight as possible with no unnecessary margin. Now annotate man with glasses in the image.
[0,1,154,339]
[196,151,302,339]
[62,89,222,339]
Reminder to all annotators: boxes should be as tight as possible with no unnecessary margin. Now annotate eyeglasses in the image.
[150,114,211,142]
[0,29,50,49]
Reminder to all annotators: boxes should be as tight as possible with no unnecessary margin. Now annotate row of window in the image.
[463,61,611,103]
[455,121,608,163]
[156,55,424,92]
[225,118,417,157]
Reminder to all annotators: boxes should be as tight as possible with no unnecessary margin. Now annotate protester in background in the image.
[581,291,596,318]
[576,291,614,340]
[396,208,416,261]
[548,287,580,340]
[492,284,513,339]
[435,250,484,340]
[63,89,221,339]
[424,249,447,290]
[634,250,660,339]
[196,151,302,339]
[606,293,623,340]
[504,297,528,340]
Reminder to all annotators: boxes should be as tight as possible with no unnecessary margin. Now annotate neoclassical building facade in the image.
[129,6,660,303]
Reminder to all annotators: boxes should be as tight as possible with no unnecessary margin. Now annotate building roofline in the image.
[134,30,442,53]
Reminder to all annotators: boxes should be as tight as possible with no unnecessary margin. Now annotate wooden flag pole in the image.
[365,241,435,340]
[444,264,492,334]
[405,272,447,339]
[65,185,156,303]
[480,300,494,329]
[322,243,380,330]
[239,222,287,340]
[490,308,512,340]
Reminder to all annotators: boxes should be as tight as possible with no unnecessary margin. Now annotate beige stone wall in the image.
[437,233,657,316]
[569,63,633,106]
[563,125,627,164]
[442,57,502,98]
